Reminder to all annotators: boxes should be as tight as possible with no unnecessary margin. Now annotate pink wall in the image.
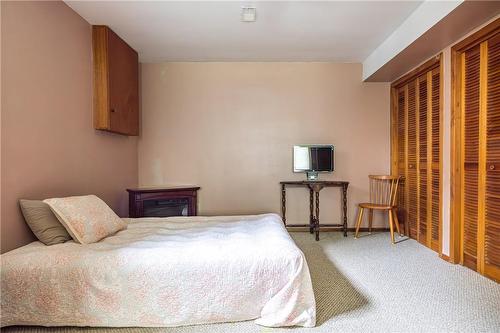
[0,1,138,253]
[139,63,390,227]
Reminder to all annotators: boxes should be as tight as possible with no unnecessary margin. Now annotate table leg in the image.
[343,185,348,237]
[315,191,320,241]
[309,188,314,234]
[281,184,286,226]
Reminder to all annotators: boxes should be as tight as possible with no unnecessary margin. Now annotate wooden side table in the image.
[280,181,349,241]
[127,186,200,218]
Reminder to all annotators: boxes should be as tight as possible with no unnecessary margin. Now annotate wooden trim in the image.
[450,47,463,264]
[439,253,451,262]
[287,227,390,232]
[392,54,441,89]
[452,18,500,53]
[415,78,421,243]
[438,55,444,256]
[477,41,488,275]
[484,265,500,283]
[404,85,409,236]
[390,88,398,176]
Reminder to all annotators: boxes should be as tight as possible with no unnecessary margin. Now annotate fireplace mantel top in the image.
[126,185,200,193]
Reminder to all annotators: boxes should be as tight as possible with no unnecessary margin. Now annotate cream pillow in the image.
[44,195,126,244]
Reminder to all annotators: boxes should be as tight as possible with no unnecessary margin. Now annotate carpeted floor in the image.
[4,232,500,333]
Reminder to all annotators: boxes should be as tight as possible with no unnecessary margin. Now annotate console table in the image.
[280,181,349,241]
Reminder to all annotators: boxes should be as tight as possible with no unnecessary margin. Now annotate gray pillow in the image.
[19,199,72,245]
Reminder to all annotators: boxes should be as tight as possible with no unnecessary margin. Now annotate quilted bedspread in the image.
[1,214,316,327]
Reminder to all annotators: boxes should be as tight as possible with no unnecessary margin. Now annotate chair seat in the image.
[358,203,395,210]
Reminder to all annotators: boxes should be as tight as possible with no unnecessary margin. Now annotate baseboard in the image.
[347,227,390,232]
[287,227,390,232]
[439,254,451,262]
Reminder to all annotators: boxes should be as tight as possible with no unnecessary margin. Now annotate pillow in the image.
[19,199,72,245]
[44,195,126,244]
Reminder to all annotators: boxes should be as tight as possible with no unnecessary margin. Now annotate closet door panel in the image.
[463,45,481,270]
[407,82,418,240]
[397,88,407,225]
[431,69,441,251]
[485,33,500,279]
[418,75,428,244]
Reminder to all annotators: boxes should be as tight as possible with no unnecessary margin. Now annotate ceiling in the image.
[65,1,423,63]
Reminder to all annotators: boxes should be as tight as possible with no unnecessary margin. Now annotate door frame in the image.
[450,18,500,265]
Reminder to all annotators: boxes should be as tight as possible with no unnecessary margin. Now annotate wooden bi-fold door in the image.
[391,56,442,253]
[452,19,500,281]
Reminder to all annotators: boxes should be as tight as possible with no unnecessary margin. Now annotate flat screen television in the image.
[293,145,334,180]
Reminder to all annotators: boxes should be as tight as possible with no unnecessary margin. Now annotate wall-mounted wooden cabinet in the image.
[92,25,139,136]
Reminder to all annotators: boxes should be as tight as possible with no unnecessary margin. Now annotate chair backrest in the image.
[368,175,401,206]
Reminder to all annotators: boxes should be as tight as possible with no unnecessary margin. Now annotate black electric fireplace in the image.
[127,186,200,218]
[143,198,190,217]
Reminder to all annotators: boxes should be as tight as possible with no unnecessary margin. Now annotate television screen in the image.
[293,145,334,172]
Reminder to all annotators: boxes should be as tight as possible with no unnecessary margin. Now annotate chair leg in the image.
[368,209,373,234]
[388,209,395,244]
[354,207,364,238]
[392,209,402,236]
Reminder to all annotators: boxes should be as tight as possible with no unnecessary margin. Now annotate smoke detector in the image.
[241,6,256,22]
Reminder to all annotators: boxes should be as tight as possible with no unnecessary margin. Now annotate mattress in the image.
[1,214,316,327]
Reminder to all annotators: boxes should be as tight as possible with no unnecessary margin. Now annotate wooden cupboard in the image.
[92,25,139,136]
[451,19,500,281]
[391,56,442,253]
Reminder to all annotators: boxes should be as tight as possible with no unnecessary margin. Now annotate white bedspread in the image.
[1,214,316,328]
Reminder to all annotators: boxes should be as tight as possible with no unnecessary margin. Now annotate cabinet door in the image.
[108,29,139,136]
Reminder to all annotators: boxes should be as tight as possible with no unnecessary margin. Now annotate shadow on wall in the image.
[293,233,369,325]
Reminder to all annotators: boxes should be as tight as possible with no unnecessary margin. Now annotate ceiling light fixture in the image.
[241,6,256,22]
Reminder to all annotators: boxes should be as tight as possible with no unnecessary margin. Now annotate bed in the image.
[1,213,316,328]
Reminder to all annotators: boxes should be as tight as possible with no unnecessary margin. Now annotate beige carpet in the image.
[3,232,500,332]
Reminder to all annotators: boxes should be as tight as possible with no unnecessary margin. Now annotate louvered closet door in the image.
[391,57,441,253]
[460,31,500,281]
[416,70,441,250]
[484,33,500,279]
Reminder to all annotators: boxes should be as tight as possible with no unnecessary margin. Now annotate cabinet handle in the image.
[489,164,495,170]
[110,108,116,113]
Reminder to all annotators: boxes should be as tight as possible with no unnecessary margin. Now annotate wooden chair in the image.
[354,175,402,244]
